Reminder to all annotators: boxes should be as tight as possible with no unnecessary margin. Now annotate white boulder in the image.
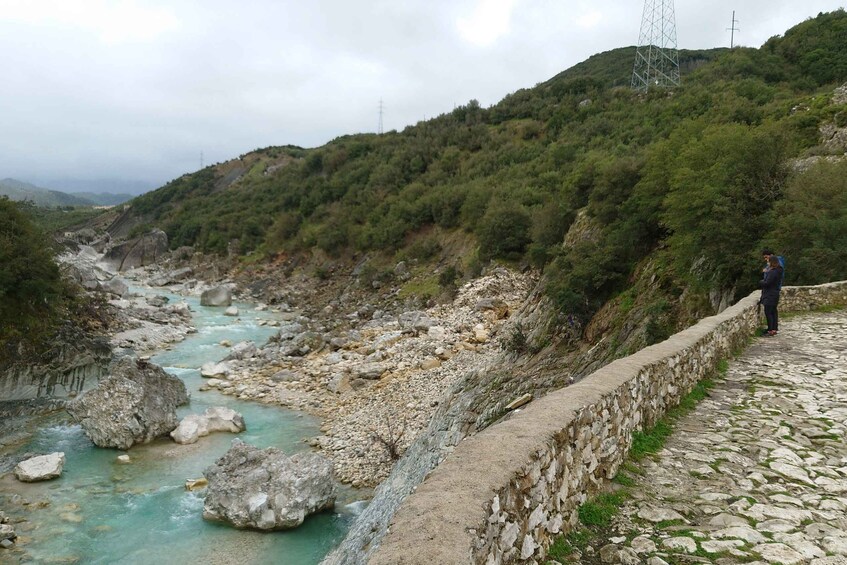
[14,452,65,482]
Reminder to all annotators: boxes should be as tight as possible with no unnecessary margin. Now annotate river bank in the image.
[110,252,536,488]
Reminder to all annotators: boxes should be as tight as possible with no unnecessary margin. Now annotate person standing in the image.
[762,249,785,289]
[760,255,783,336]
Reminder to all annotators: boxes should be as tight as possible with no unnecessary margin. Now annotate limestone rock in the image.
[200,362,230,378]
[224,341,256,361]
[224,306,239,317]
[202,440,336,530]
[637,506,686,523]
[752,543,805,565]
[67,357,189,449]
[14,452,65,482]
[354,362,389,380]
[102,229,168,271]
[171,407,245,445]
[116,454,131,464]
[0,523,15,542]
[200,286,232,307]
[100,277,129,297]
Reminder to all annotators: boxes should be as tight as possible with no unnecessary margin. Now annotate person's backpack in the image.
[777,255,785,289]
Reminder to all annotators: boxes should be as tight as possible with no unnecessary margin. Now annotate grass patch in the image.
[397,275,439,301]
[546,529,591,562]
[578,491,629,527]
[612,473,636,487]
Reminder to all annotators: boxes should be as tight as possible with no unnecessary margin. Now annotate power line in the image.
[631,0,681,93]
[727,10,740,49]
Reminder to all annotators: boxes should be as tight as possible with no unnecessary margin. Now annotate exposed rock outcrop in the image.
[67,357,189,449]
[202,440,336,530]
[102,229,169,272]
[170,406,245,444]
[14,452,65,482]
[200,286,232,307]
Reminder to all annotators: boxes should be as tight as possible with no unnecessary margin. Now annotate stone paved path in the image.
[595,310,847,565]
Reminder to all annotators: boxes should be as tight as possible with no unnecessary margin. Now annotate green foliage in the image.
[110,11,847,338]
[770,159,847,284]
[0,198,68,356]
[476,204,532,260]
[578,491,628,527]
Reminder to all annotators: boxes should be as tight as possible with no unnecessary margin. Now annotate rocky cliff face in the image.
[101,229,169,272]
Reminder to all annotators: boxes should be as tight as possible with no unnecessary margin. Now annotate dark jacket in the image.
[760,266,783,306]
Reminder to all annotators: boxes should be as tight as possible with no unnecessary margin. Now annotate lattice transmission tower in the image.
[378,98,384,135]
[631,0,681,92]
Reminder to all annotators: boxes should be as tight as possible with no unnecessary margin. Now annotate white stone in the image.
[647,558,669,565]
[200,362,230,378]
[519,534,536,560]
[770,461,815,485]
[811,557,847,565]
[224,306,239,316]
[631,536,657,554]
[116,454,131,464]
[662,537,697,553]
[701,539,744,553]
[708,513,748,528]
[14,452,65,482]
[171,407,245,444]
[713,526,767,544]
[822,536,847,555]
[637,506,686,523]
[758,519,799,533]
[752,543,805,565]
[743,503,813,524]
[774,533,826,559]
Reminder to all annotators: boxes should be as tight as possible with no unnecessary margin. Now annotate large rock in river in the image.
[67,357,189,449]
[171,406,246,444]
[102,229,169,271]
[14,452,65,482]
[202,440,336,530]
[200,286,232,307]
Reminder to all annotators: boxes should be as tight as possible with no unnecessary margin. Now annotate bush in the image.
[476,204,532,260]
[0,198,68,355]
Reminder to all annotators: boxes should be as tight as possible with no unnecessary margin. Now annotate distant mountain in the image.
[68,192,134,206]
[0,178,94,207]
[44,178,153,196]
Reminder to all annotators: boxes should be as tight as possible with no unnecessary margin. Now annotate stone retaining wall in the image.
[370,281,847,564]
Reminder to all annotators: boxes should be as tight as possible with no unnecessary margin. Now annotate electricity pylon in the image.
[631,0,681,92]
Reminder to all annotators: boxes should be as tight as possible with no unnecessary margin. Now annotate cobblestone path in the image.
[592,310,847,565]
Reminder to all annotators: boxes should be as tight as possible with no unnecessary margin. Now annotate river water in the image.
[0,288,356,564]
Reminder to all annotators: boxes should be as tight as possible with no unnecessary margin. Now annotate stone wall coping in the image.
[370,282,847,564]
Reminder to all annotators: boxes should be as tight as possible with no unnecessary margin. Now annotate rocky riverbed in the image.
[117,253,536,488]
[52,240,539,488]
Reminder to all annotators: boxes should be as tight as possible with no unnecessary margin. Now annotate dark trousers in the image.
[764,304,778,332]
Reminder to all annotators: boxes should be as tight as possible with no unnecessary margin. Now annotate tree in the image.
[0,198,66,348]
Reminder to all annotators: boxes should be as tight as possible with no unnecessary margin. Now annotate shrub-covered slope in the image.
[125,10,847,334]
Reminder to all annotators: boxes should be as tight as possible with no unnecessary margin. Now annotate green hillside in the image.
[0,178,95,207]
[122,10,847,331]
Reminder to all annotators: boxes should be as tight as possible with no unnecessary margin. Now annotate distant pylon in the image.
[378,99,384,135]
[727,10,740,49]
[631,0,681,92]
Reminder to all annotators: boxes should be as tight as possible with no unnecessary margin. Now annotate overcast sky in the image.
[1,0,844,192]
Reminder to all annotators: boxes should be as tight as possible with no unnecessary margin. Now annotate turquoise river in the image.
[0,288,358,564]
